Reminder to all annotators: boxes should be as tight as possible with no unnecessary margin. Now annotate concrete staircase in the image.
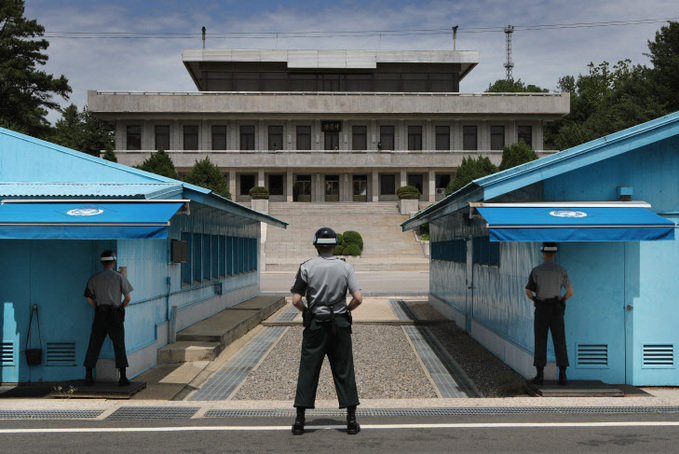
[264,202,429,272]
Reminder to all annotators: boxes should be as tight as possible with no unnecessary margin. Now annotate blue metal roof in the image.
[402,111,679,231]
[0,127,287,229]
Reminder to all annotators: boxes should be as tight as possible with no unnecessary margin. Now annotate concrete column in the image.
[428,169,436,203]
[426,120,433,150]
[537,121,544,151]
[315,172,322,203]
[258,169,265,187]
[229,121,237,150]
[201,120,209,150]
[286,168,294,202]
[400,169,407,188]
[372,169,379,202]
[229,170,236,199]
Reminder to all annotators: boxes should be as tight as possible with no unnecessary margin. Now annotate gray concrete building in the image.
[88,48,569,204]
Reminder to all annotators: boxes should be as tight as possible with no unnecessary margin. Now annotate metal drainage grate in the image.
[276,305,299,322]
[107,406,199,420]
[189,326,287,401]
[204,406,679,418]
[0,410,104,420]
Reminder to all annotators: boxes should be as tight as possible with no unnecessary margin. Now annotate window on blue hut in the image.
[219,236,226,279]
[182,232,192,287]
[212,235,219,280]
[226,236,234,276]
[192,233,202,284]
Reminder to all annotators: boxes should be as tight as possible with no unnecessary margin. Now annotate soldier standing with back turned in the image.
[290,227,363,435]
[525,242,573,386]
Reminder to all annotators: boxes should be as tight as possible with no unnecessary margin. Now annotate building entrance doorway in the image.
[324,132,339,150]
[294,175,311,202]
[325,175,339,202]
[353,175,367,202]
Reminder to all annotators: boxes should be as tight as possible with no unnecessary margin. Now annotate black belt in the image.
[96,305,121,312]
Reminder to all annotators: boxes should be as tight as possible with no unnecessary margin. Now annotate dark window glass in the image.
[407,174,423,195]
[435,125,450,150]
[268,125,283,150]
[435,173,451,189]
[380,174,396,195]
[463,125,477,150]
[345,74,372,91]
[518,125,532,149]
[192,233,201,284]
[402,73,428,92]
[290,74,317,91]
[212,125,227,150]
[408,126,422,150]
[352,126,367,150]
[240,125,255,150]
[183,125,199,150]
[379,126,395,150]
[126,125,141,150]
[240,174,255,196]
[490,125,505,150]
[233,72,260,91]
[374,73,400,91]
[181,232,192,286]
[322,74,340,91]
[430,73,455,92]
[296,126,311,150]
[219,236,226,278]
[261,72,288,91]
[269,174,284,195]
[324,132,339,150]
[226,236,233,276]
[155,125,170,150]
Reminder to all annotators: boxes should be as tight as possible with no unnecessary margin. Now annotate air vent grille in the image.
[577,344,608,367]
[1,342,14,365]
[643,344,674,368]
[45,342,76,366]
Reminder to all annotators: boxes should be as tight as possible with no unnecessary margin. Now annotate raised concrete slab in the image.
[51,380,146,399]
[528,380,625,397]
[158,341,222,364]
[228,295,287,319]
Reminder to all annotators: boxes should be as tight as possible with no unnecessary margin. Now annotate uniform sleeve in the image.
[121,276,133,295]
[346,265,360,294]
[525,270,537,292]
[84,277,95,299]
[290,264,308,295]
[561,269,572,290]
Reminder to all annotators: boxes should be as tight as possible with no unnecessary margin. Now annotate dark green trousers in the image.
[294,316,359,409]
[84,307,128,369]
[533,303,569,367]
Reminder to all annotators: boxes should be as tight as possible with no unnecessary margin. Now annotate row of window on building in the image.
[181,234,257,287]
[431,237,500,267]
[125,124,533,152]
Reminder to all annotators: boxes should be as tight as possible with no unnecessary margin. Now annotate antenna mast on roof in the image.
[504,25,514,81]
[202,26,206,49]
[452,26,458,51]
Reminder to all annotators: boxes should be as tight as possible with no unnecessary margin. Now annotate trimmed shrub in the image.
[344,243,362,256]
[249,186,270,199]
[336,233,344,245]
[397,185,421,199]
[333,245,345,255]
[342,230,364,251]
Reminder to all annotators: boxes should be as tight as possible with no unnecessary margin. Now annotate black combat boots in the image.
[292,407,305,435]
[118,368,131,386]
[531,367,544,386]
[346,405,360,435]
[559,366,568,386]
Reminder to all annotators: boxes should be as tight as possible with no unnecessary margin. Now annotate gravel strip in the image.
[232,325,438,400]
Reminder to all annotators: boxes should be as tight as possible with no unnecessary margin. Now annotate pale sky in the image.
[22,0,679,122]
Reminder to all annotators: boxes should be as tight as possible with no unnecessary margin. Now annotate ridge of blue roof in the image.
[402,111,679,231]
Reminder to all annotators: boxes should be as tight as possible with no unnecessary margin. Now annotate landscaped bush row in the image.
[333,230,364,256]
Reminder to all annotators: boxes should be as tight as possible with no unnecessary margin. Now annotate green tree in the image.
[102,148,117,162]
[499,141,539,171]
[0,0,71,137]
[545,60,666,150]
[136,149,179,179]
[646,21,679,112]
[50,104,114,156]
[486,78,548,93]
[446,156,497,195]
[184,157,231,199]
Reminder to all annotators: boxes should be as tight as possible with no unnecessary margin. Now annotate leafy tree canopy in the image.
[184,157,231,199]
[646,21,679,112]
[102,149,117,163]
[136,149,179,180]
[486,78,548,93]
[0,0,71,137]
[50,104,114,156]
[499,141,539,171]
[446,156,498,195]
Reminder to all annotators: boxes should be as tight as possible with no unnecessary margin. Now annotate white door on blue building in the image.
[559,243,627,383]
[0,240,95,383]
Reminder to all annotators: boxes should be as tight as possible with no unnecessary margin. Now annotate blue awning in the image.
[0,200,187,239]
[473,202,675,243]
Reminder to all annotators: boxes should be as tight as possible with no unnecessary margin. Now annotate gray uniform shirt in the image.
[291,254,361,316]
[84,269,133,307]
[525,261,571,299]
